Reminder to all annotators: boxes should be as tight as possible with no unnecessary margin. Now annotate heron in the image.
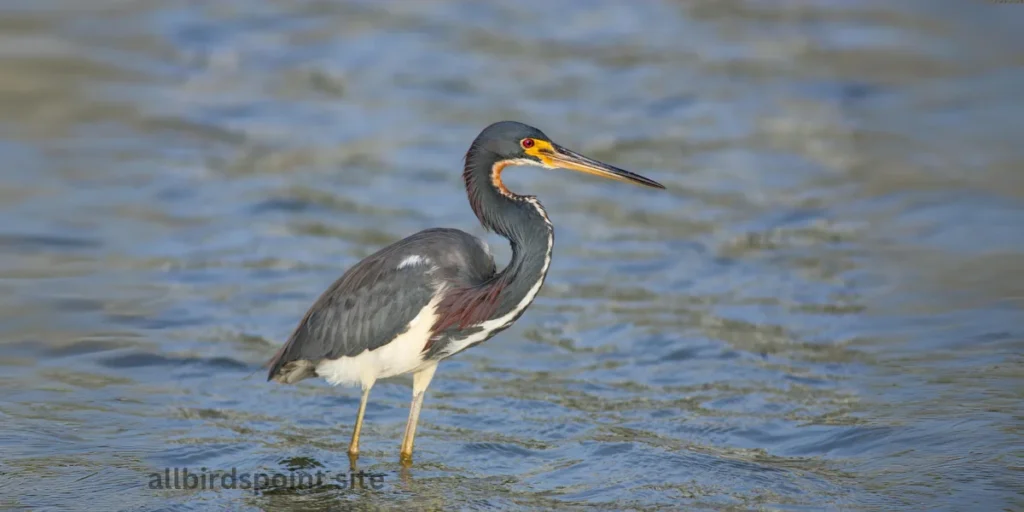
[266,121,664,464]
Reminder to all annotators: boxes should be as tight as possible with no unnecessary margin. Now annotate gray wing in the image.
[266,228,494,383]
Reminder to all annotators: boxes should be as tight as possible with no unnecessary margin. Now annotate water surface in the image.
[1,1,1022,510]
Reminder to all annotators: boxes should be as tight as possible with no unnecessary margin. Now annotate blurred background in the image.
[1,0,1022,510]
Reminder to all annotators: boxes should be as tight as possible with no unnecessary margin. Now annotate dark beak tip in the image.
[632,175,666,190]
[641,178,666,190]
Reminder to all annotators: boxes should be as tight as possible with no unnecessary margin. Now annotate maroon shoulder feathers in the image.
[425,280,507,351]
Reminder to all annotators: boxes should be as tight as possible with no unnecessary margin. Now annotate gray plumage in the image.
[262,121,663,463]
[267,228,494,383]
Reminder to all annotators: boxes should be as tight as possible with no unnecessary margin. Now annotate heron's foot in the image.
[399,450,413,466]
[347,448,360,470]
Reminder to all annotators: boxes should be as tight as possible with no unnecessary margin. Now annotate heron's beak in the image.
[545,143,665,189]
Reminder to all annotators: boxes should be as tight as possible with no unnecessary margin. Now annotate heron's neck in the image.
[463,157,554,292]
[490,196,553,318]
[498,196,553,281]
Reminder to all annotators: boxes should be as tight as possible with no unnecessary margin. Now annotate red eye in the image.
[521,138,535,149]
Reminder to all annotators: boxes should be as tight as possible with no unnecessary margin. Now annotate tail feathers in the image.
[265,344,317,384]
[269,359,317,384]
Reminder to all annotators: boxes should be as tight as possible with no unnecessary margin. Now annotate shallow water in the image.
[1,1,1022,510]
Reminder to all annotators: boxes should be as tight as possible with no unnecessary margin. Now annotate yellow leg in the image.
[348,382,374,459]
[399,363,438,464]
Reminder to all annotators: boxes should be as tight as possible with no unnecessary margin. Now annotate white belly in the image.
[315,295,441,389]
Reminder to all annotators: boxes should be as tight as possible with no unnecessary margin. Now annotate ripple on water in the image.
[98,352,252,372]
[1,0,1022,510]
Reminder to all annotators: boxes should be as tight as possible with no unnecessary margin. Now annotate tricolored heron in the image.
[266,121,664,464]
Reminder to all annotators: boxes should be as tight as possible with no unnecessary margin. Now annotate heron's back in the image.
[266,228,495,384]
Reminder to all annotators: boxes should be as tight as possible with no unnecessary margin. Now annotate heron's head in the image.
[466,121,665,191]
